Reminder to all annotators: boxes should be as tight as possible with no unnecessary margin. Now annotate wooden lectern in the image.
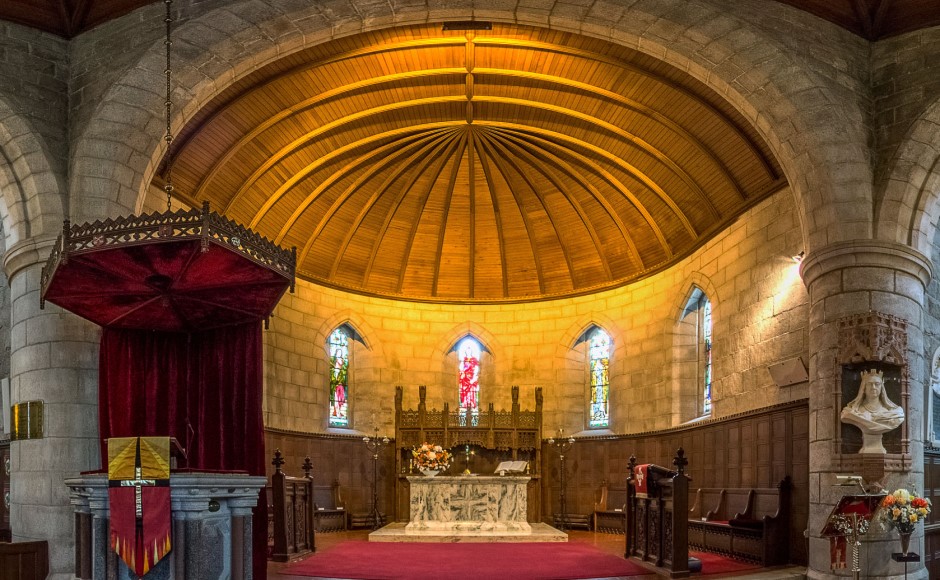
[625,450,691,578]
[821,493,884,580]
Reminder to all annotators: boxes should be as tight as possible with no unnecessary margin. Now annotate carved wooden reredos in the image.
[834,311,910,474]
[394,384,543,469]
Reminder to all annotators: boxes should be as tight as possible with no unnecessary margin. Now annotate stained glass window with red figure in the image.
[457,337,481,422]
[329,328,350,427]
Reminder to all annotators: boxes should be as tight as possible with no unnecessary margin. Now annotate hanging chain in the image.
[163,0,174,211]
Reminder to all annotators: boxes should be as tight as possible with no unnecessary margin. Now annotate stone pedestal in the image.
[405,475,531,535]
[66,472,266,580]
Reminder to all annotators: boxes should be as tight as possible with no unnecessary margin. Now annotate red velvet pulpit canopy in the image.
[41,202,295,579]
[41,202,295,331]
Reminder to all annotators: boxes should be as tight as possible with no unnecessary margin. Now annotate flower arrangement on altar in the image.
[412,443,451,471]
[880,488,931,533]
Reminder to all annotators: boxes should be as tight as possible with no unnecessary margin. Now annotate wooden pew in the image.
[687,477,791,565]
[688,488,750,556]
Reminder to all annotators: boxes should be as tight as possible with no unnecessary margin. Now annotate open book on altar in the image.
[495,461,528,474]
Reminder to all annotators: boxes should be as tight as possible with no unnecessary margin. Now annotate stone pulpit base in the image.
[66,472,266,580]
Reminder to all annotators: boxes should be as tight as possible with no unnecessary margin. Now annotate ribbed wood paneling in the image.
[161,23,788,302]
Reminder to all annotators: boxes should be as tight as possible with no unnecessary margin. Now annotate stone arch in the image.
[433,321,501,363]
[876,97,940,260]
[557,314,623,357]
[0,95,65,251]
[666,272,720,425]
[315,309,377,354]
[70,0,872,258]
[664,272,721,339]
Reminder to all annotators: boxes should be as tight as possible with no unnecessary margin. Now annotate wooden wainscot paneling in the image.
[925,447,940,578]
[264,429,397,523]
[541,399,809,565]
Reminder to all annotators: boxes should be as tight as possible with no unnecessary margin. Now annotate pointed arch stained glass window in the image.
[702,297,713,415]
[457,337,481,413]
[329,328,349,427]
[589,329,611,428]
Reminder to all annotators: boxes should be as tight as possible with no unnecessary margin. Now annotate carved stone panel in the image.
[834,312,910,472]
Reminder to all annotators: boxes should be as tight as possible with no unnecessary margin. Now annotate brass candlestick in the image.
[462,444,475,475]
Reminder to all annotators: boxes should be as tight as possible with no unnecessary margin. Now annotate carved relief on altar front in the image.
[834,312,910,472]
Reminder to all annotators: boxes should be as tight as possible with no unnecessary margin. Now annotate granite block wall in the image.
[263,186,810,438]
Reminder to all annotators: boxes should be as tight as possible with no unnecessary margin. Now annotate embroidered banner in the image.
[634,464,650,498]
[108,437,172,576]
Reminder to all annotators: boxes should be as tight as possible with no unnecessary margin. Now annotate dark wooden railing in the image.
[269,450,315,562]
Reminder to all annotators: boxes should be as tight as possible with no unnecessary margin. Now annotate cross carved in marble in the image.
[448,484,492,521]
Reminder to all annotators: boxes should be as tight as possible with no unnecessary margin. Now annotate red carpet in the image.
[282,540,650,579]
[691,551,761,575]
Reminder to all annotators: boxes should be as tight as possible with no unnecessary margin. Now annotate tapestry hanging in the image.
[108,436,171,576]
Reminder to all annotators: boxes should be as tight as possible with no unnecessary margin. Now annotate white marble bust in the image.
[840,369,904,453]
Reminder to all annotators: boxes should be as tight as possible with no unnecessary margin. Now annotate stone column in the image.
[4,237,100,580]
[801,240,930,580]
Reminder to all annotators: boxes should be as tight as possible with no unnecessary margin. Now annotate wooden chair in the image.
[593,480,627,533]
[313,480,348,532]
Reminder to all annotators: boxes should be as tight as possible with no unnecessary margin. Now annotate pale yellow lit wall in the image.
[263,187,809,437]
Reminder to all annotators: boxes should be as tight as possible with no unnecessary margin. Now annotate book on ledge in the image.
[495,461,527,474]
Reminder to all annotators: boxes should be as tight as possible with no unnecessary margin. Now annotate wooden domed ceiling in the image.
[162,24,786,303]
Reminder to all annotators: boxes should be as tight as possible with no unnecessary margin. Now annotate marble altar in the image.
[406,475,531,534]
[66,472,266,580]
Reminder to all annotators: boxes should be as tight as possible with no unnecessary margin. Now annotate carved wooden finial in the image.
[512,385,519,403]
[302,456,313,478]
[272,449,285,472]
[627,455,636,481]
[673,447,688,475]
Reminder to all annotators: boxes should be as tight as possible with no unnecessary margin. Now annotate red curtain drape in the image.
[99,322,267,579]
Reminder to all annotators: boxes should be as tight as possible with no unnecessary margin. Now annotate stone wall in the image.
[0,21,68,182]
[872,28,940,192]
[0,20,68,241]
[263,186,810,436]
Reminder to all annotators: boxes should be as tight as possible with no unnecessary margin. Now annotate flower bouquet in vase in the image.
[879,488,931,555]
[412,443,451,476]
